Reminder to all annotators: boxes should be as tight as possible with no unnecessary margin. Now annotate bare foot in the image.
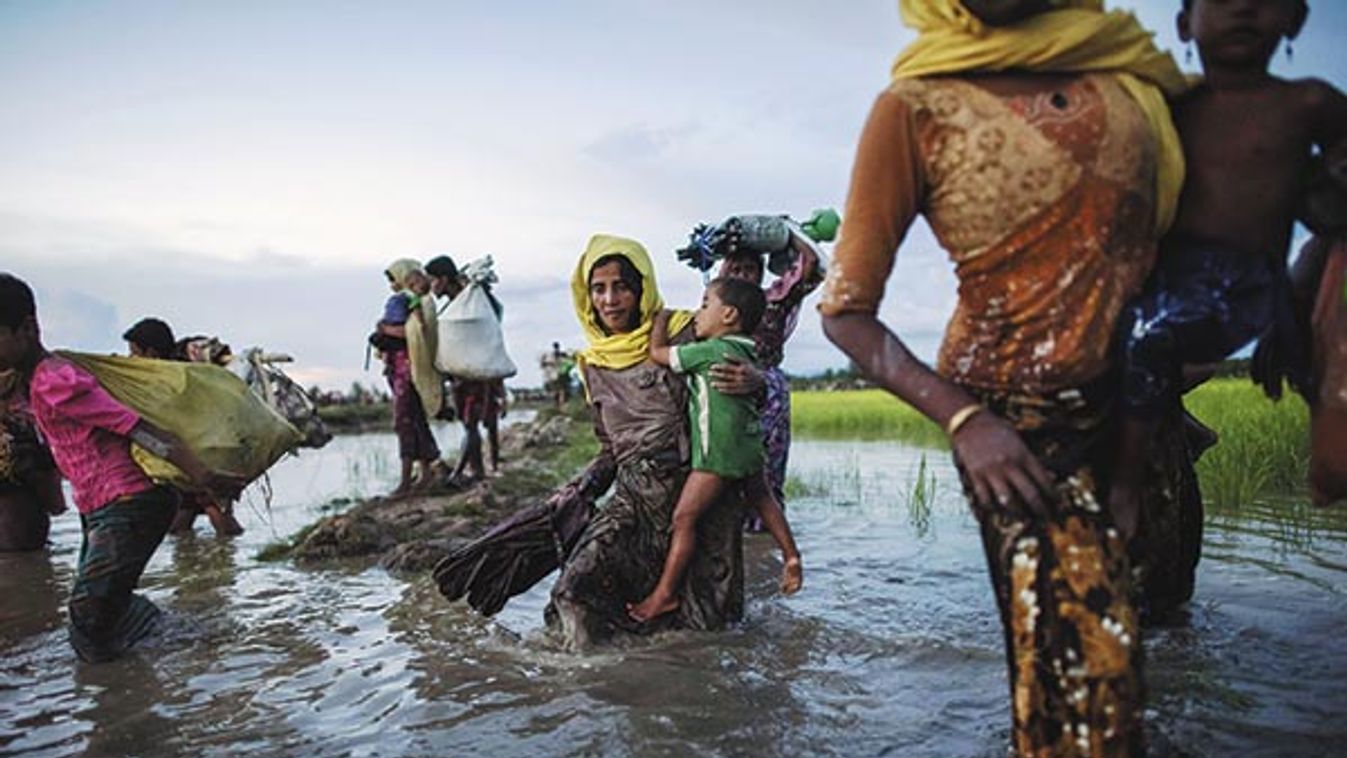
[627,592,680,622]
[780,556,803,595]
[219,511,245,537]
[386,484,412,501]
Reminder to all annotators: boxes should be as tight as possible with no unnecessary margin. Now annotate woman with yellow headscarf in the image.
[819,2,1195,755]
[375,259,444,498]
[548,234,769,647]
[435,234,762,646]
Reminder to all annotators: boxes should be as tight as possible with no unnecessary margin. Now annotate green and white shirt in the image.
[669,334,764,478]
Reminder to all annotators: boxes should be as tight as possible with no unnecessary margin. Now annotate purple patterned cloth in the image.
[385,350,440,461]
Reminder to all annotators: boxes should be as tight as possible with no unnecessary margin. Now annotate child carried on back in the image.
[627,277,803,623]
[1108,0,1347,532]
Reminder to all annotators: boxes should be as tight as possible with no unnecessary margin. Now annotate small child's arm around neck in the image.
[648,309,673,366]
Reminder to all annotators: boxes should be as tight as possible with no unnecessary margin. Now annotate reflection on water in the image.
[2,432,1346,756]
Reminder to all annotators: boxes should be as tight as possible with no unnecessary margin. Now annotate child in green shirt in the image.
[628,277,803,623]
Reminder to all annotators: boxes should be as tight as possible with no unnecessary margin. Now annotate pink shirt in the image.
[29,356,153,514]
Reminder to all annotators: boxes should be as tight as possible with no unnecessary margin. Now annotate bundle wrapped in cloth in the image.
[433,484,593,617]
[676,208,839,277]
[60,351,303,488]
[435,255,517,380]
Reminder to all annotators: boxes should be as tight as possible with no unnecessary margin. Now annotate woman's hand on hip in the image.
[953,412,1058,520]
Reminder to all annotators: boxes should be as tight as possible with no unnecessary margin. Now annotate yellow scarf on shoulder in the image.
[893,0,1189,234]
[570,234,693,372]
[385,258,443,418]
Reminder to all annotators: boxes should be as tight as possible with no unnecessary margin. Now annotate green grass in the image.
[791,389,946,447]
[1185,379,1309,509]
[318,403,392,429]
[791,379,1310,508]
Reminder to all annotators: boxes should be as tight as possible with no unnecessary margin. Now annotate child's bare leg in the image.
[748,473,803,594]
[628,471,726,622]
[1108,417,1150,542]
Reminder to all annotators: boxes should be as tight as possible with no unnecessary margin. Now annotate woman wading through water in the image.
[821,1,1198,754]
[436,235,764,648]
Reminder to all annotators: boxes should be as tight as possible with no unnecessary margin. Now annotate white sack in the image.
[436,257,517,380]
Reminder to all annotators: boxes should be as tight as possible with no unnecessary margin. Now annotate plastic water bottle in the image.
[724,215,792,254]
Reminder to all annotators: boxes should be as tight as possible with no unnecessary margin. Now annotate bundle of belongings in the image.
[436,255,517,380]
[60,352,303,490]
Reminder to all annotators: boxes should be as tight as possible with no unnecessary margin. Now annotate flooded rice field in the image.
[3,429,1347,757]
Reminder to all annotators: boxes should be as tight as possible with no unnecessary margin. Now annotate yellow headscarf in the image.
[893,0,1189,233]
[384,258,443,418]
[570,234,693,372]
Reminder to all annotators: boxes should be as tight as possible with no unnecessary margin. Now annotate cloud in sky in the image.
[2,1,1344,389]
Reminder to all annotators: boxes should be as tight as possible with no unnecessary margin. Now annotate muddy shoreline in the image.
[261,404,597,572]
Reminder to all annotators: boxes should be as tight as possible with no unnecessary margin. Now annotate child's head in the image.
[718,252,765,287]
[0,274,40,372]
[123,317,176,359]
[1179,0,1307,71]
[694,277,766,340]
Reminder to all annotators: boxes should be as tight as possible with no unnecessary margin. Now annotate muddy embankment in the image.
[261,405,598,572]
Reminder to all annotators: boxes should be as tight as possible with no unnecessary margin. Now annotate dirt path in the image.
[261,406,598,573]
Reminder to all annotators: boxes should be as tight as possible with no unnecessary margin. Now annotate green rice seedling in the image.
[793,380,1309,508]
[1185,379,1309,509]
[905,454,938,538]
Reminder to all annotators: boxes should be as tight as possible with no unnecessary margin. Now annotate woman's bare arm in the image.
[820,91,1057,517]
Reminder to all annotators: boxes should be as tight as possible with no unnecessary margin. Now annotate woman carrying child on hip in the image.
[627,276,802,623]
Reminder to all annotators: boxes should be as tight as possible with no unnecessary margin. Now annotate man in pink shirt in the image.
[0,273,243,662]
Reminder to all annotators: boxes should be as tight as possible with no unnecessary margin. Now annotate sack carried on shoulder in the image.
[436,283,517,380]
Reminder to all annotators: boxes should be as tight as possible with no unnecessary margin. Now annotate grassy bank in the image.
[791,389,947,447]
[317,403,392,431]
[258,403,600,566]
[791,380,1309,507]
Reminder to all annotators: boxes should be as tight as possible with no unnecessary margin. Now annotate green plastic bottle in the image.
[800,208,841,243]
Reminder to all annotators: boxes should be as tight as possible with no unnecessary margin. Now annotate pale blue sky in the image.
[3,1,1344,389]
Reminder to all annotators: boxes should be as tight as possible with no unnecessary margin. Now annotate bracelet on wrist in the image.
[945,404,984,438]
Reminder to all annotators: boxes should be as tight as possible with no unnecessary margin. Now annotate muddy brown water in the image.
[3,428,1347,757]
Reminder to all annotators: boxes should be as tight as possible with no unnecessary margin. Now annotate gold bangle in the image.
[945,404,983,438]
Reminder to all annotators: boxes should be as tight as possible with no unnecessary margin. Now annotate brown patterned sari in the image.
[821,73,1202,756]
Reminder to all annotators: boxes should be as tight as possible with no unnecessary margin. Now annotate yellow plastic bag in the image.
[60,351,303,488]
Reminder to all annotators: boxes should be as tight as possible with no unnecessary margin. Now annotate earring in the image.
[1286,39,1294,62]
[1185,42,1193,64]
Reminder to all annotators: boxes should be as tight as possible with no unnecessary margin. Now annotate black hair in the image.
[1182,0,1306,11]
[123,317,177,358]
[0,273,36,330]
[588,254,645,332]
[724,251,765,276]
[425,255,459,280]
[709,277,766,335]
